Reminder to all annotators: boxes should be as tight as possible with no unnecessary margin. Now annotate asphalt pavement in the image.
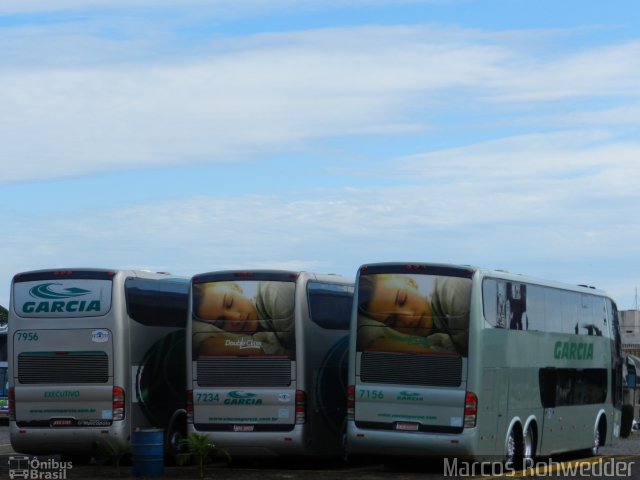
[0,427,638,479]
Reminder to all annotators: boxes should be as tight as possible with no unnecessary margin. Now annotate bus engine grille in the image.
[360,351,462,387]
[197,357,292,387]
[18,352,109,384]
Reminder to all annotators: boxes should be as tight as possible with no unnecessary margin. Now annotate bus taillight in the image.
[113,386,125,421]
[186,390,193,424]
[347,385,355,420]
[295,390,306,424]
[8,387,15,421]
[464,391,477,428]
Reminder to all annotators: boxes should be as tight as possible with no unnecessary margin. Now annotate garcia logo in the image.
[397,391,424,401]
[553,341,594,360]
[19,281,104,316]
[224,391,263,405]
[30,283,91,300]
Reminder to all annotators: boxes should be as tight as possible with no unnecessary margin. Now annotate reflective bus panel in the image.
[188,270,354,457]
[346,263,622,464]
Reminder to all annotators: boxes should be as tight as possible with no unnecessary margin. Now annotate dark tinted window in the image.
[0,334,6,362]
[307,282,354,330]
[0,367,7,396]
[539,368,607,407]
[483,278,609,337]
[126,278,189,327]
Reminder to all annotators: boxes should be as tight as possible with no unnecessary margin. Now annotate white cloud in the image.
[2,24,638,184]
[2,127,640,308]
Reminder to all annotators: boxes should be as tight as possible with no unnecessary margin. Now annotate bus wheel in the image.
[591,418,606,456]
[504,425,522,468]
[523,425,535,467]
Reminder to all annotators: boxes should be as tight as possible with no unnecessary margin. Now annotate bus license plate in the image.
[395,422,419,431]
[51,418,75,427]
[233,425,254,432]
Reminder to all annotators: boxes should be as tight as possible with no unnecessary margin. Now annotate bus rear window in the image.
[12,279,112,318]
[192,280,296,358]
[356,272,471,356]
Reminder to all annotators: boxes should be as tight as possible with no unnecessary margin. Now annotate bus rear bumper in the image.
[346,421,478,459]
[188,425,327,458]
[9,422,129,456]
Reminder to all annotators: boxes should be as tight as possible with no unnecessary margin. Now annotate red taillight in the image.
[464,391,477,428]
[347,385,355,420]
[9,387,15,421]
[186,390,193,424]
[112,386,125,421]
[52,271,73,277]
[295,390,306,424]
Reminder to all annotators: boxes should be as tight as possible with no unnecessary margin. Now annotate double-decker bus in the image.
[187,270,354,457]
[0,324,8,422]
[346,263,623,465]
[8,269,189,462]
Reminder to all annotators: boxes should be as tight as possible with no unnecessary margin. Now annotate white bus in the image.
[346,263,623,465]
[8,268,190,462]
[187,270,354,458]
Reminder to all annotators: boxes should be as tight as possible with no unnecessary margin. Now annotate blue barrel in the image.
[132,428,165,477]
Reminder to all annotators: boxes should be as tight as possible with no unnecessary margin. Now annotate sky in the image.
[1,0,639,310]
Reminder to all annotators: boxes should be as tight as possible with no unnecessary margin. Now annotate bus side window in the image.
[539,368,557,408]
[561,292,579,334]
[481,278,500,327]
[307,282,354,330]
[526,285,545,332]
[507,283,527,330]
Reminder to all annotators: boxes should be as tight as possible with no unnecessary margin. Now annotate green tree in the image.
[0,305,7,325]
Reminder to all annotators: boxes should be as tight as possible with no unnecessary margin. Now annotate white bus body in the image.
[346,263,623,464]
[187,270,354,457]
[8,269,189,461]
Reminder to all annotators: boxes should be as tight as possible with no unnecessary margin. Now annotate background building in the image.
[621,310,640,357]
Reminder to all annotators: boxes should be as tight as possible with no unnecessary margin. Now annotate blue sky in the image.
[1,0,639,309]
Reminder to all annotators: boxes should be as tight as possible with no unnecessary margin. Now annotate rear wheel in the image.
[523,425,535,467]
[590,418,605,456]
[505,424,523,469]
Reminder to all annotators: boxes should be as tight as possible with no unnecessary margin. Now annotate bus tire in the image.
[590,416,606,457]
[504,423,523,468]
[523,423,536,467]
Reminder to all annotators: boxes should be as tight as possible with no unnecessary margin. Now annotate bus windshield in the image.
[356,270,471,356]
[192,279,296,358]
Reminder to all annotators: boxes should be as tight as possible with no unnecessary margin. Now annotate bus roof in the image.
[357,262,609,297]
